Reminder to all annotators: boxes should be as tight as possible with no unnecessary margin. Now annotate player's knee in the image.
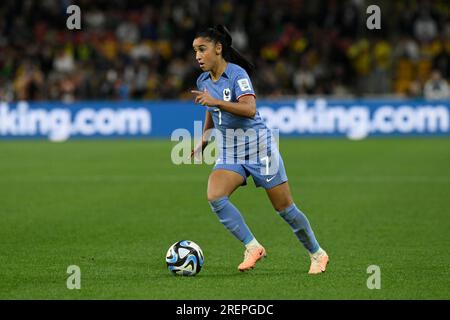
[274,200,294,213]
[207,189,228,203]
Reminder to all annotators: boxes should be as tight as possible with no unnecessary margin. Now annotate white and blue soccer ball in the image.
[165,240,204,276]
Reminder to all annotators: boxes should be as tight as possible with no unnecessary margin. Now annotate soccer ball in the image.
[165,240,204,276]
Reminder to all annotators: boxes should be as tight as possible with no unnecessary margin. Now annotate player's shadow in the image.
[195,267,308,278]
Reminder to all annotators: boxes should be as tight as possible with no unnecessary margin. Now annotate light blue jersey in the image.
[196,62,288,189]
[196,62,265,130]
[197,63,273,162]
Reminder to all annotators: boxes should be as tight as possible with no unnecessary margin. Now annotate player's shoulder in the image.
[228,63,254,94]
[227,63,249,78]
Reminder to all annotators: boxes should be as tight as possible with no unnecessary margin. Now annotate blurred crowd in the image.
[1,0,450,102]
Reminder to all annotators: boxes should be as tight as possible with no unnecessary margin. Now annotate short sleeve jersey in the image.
[196,63,273,162]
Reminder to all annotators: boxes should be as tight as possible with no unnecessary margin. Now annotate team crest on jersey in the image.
[223,88,231,101]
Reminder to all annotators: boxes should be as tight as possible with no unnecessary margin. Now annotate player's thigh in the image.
[207,169,245,201]
[265,181,294,212]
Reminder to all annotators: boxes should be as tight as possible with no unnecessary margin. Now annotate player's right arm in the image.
[191,111,213,159]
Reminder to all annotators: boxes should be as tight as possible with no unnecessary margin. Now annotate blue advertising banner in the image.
[0,99,449,141]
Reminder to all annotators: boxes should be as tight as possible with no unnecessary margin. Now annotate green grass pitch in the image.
[0,138,449,299]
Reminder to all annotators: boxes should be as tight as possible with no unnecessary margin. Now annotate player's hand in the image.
[189,140,207,161]
[191,89,218,107]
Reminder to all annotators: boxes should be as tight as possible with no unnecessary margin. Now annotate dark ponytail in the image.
[195,25,254,76]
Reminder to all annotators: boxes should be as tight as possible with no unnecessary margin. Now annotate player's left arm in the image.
[191,90,256,118]
[220,72,257,118]
[192,71,257,118]
[215,94,256,118]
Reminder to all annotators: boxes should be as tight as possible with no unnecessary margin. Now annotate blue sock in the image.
[278,203,320,253]
[209,196,255,245]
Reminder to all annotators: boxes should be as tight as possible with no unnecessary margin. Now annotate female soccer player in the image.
[191,25,329,274]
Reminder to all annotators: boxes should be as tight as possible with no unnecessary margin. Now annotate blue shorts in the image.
[213,153,288,189]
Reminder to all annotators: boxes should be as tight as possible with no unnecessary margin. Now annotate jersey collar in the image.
[207,62,231,80]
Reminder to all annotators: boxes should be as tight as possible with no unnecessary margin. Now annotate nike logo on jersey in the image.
[266,176,276,182]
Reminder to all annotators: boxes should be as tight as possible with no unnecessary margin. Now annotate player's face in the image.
[193,37,221,71]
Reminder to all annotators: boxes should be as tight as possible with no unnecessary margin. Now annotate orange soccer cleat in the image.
[308,248,329,274]
[238,245,267,272]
